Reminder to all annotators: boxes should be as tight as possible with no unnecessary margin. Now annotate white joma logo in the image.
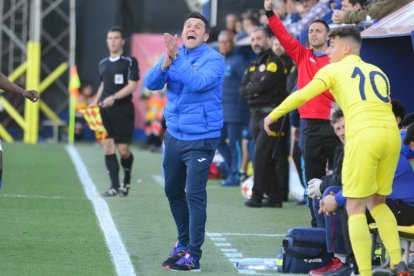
[197,158,207,162]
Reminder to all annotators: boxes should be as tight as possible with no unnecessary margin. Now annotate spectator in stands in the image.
[241,26,289,208]
[281,0,302,25]
[265,0,340,226]
[225,13,238,35]
[284,0,331,37]
[236,13,261,41]
[332,0,413,24]
[217,30,250,186]
[332,0,366,24]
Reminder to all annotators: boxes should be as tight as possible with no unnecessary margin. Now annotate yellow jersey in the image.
[269,55,398,138]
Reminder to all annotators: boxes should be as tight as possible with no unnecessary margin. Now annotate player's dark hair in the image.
[311,19,330,32]
[391,99,405,127]
[185,12,211,33]
[330,104,344,125]
[108,26,126,39]
[328,26,361,45]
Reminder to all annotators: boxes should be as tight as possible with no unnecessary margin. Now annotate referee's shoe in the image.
[102,187,118,197]
[118,184,131,197]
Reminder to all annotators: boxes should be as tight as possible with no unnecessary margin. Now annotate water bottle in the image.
[235,258,277,270]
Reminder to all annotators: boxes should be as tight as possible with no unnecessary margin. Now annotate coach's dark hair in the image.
[185,12,211,33]
[330,104,344,125]
[310,19,330,32]
[108,26,126,39]
[328,26,362,44]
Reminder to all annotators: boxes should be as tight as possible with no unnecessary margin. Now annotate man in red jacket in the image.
[264,0,340,226]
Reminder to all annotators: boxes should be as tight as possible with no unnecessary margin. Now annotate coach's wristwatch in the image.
[112,94,117,101]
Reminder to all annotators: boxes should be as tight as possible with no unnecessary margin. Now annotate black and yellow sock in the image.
[370,203,402,268]
[349,214,371,276]
[105,154,120,189]
[120,153,133,185]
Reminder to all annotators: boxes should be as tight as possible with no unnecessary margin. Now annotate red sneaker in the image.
[309,257,345,275]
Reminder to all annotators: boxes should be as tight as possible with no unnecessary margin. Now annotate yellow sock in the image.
[349,214,372,276]
[370,203,402,267]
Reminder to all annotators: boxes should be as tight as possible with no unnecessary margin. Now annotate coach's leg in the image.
[184,138,217,262]
[163,132,189,246]
[347,197,371,276]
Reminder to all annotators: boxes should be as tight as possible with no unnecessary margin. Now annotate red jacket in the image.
[267,11,334,120]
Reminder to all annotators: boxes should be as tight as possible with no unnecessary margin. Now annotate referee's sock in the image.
[121,153,134,185]
[105,154,120,189]
[348,213,371,276]
[370,203,402,268]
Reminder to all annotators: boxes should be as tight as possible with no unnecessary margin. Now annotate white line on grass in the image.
[207,232,285,237]
[66,145,136,276]
[1,193,72,200]
[152,174,283,275]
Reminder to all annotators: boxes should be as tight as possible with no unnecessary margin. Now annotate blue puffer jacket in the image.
[145,43,225,141]
[222,49,250,123]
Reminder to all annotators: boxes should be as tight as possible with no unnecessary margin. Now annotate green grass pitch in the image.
[0,142,310,275]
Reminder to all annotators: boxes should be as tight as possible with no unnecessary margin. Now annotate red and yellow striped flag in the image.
[79,105,107,141]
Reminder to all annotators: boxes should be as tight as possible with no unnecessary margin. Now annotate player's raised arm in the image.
[0,72,39,102]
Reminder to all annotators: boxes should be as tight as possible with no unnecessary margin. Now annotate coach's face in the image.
[107,31,125,55]
[182,18,209,49]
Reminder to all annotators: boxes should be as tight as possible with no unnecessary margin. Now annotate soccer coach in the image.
[145,12,224,272]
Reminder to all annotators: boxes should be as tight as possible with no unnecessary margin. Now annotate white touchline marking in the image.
[152,175,164,187]
[208,232,285,237]
[152,175,285,275]
[66,145,136,276]
[1,193,73,200]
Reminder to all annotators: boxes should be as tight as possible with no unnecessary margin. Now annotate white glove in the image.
[307,178,323,199]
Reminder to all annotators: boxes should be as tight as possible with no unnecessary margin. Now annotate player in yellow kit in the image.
[264,26,409,276]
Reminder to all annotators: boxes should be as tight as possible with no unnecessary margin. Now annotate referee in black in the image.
[94,26,139,196]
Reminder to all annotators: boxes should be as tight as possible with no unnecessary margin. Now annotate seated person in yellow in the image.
[263,26,409,276]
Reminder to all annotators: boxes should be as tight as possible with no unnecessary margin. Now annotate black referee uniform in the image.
[99,55,139,143]
[99,55,139,194]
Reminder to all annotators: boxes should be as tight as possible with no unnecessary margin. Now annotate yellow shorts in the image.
[342,127,401,198]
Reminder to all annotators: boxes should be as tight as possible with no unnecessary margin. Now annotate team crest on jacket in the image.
[266,62,277,72]
[259,64,266,72]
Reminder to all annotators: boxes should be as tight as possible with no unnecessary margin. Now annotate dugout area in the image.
[361,2,414,113]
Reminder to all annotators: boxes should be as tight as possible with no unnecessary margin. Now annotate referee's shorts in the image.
[100,101,134,144]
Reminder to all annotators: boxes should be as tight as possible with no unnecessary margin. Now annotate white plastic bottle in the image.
[236,258,277,270]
